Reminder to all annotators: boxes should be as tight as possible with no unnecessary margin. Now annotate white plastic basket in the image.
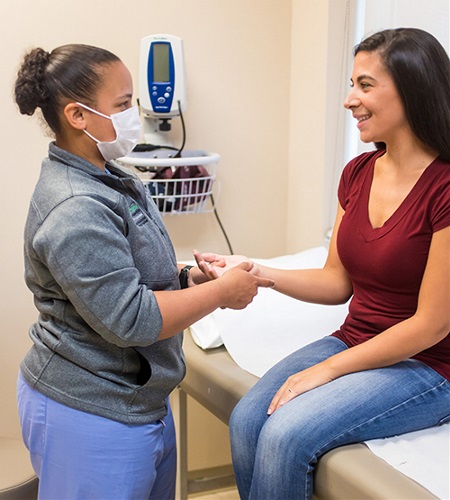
[118,150,220,215]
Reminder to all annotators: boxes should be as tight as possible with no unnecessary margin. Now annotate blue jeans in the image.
[17,372,176,500]
[229,337,450,500]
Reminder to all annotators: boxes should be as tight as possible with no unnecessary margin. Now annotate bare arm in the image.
[258,205,352,305]
[195,204,353,305]
[269,226,450,413]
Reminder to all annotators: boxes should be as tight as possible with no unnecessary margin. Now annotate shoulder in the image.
[420,157,450,200]
[422,157,450,231]
[30,158,124,226]
[427,157,450,180]
[341,149,383,182]
[338,150,383,206]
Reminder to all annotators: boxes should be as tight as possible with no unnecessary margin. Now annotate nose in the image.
[344,88,359,110]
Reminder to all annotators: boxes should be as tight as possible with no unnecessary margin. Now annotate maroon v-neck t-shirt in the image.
[333,149,450,381]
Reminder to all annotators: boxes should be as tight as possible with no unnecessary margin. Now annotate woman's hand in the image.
[267,361,335,415]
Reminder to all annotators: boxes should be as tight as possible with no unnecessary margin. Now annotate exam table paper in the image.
[189,246,449,499]
[366,425,449,500]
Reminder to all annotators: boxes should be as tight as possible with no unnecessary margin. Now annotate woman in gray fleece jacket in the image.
[14,43,273,499]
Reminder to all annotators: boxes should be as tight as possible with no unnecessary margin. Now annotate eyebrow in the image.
[351,74,377,84]
[115,93,133,101]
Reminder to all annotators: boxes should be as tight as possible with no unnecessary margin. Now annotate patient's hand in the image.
[267,362,335,415]
[193,250,257,279]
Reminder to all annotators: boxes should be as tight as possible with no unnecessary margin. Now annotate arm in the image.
[155,262,274,340]
[259,205,352,305]
[269,226,450,413]
[34,196,273,349]
[195,204,353,305]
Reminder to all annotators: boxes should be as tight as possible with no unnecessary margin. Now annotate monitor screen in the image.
[153,43,170,82]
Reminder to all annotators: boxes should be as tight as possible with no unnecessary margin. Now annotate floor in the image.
[185,464,239,499]
[189,486,239,499]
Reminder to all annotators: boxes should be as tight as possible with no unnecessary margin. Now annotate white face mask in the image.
[77,102,142,162]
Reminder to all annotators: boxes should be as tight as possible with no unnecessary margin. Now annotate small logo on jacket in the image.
[129,202,148,226]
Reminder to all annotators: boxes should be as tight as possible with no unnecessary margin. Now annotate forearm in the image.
[157,262,275,339]
[154,279,226,340]
[268,313,448,413]
[326,315,448,378]
[258,265,352,305]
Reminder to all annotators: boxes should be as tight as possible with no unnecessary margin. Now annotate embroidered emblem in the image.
[129,202,148,226]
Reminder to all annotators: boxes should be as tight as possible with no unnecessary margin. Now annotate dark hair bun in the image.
[14,47,51,116]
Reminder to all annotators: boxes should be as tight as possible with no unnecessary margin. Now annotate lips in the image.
[355,113,371,129]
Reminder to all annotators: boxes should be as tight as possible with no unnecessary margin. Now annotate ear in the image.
[63,102,87,130]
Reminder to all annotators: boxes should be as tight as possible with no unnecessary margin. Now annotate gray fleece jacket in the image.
[21,143,185,424]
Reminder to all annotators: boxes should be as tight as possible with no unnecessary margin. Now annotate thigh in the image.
[148,402,177,500]
[229,337,348,466]
[18,373,175,500]
[264,358,450,456]
[17,372,47,477]
[248,360,450,500]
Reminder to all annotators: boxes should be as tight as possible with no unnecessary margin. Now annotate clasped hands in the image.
[192,250,274,311]
[193,250,259,280]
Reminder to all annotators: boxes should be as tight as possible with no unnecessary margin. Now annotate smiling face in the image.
[344,51,411,146]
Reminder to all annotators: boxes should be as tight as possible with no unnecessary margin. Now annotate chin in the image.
[359,134,373,144]
[359,132,381,145]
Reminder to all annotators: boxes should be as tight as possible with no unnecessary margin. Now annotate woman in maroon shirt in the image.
[196,28,450,499]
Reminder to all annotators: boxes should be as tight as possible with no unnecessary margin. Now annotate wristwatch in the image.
[179,265,193,289]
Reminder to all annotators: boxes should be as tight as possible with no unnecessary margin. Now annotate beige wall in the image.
[287,0,330,252]
[0,0,339,469]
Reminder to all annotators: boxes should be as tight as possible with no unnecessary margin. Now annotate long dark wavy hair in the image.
[355,28,450,161]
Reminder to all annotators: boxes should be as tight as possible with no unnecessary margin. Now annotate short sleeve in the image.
[428,163,450,232]
[337,150,381,210]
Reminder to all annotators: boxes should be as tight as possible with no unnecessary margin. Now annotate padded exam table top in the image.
[180,332,436,499]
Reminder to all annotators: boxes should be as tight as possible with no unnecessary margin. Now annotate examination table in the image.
[176,331,437,499]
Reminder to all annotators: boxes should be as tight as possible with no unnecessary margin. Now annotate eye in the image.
[117,99,132,111]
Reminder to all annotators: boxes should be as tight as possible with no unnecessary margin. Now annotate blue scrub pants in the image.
[229,337,450,500]
[17,372,176,500]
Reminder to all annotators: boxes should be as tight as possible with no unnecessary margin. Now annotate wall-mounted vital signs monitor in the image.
[139,34,187,119]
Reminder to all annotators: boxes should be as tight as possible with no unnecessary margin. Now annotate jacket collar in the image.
[48,142,148,209]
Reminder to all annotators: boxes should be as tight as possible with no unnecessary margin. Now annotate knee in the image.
[258,412,313,461]
[229,398,247,442]
[229,396,269,447]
